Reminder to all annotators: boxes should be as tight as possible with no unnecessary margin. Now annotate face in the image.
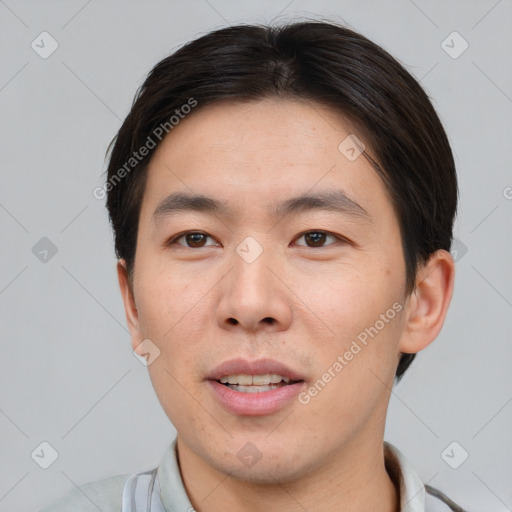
[123,98,413,483]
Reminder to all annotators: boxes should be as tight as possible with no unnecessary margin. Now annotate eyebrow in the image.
[152,189,372,223]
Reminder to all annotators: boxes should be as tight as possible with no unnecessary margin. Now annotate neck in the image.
[176,433,399,512]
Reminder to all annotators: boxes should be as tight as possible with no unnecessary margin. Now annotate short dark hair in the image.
[105,21,458,380]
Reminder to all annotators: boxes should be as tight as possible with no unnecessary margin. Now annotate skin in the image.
[117,98,455,512]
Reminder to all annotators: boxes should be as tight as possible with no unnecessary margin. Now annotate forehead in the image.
[141,98,393,224]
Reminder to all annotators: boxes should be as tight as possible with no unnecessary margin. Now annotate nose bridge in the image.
[231,234,276,301]
[216,234,292,331]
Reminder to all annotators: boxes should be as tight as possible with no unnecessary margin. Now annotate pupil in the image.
[187,233,205,247]
[306,232,325,247]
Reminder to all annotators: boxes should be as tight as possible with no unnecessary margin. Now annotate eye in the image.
[167,230,347,250]
[169,231,218,248]
[294,230,344,248]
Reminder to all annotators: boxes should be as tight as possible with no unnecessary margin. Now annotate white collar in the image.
[384,441,427,511]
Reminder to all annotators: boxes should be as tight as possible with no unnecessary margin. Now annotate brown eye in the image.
[295,231,340,248]
[186,233,207,247]
[171,232,217,248]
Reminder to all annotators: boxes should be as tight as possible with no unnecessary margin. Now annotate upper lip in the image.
[207,358,305,382]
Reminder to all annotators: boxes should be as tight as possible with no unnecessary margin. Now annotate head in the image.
[106,21,457,483]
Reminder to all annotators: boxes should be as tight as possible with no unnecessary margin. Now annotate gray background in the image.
[0,1,511,510]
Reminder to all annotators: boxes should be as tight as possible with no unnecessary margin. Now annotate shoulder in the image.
[39,473,130,512]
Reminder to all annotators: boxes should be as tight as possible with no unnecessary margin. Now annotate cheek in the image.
[135,255,213,343]
[294,258,399,330]
[296,300,405,436]
[146,360,201,436]
[294,258,406,380]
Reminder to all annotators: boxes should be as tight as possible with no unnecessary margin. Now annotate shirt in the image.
[39,439,460,511]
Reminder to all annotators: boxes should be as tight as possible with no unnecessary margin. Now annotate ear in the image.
[117,259,142,351]
[398,249,455,354]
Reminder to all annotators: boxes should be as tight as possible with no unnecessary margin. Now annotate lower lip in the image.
[207,380,305,416]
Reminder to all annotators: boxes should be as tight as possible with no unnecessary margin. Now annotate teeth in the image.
[228,384,281,393]
[253,373,286,385]
[219,374,291,385]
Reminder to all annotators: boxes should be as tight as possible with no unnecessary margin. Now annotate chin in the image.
[218,458,309,485]
[201,440,315,485]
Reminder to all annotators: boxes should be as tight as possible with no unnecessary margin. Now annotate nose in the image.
[215,240,293,333]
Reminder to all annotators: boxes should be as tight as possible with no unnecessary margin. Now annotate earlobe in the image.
[398,249,455,354]
[117,259,142,349]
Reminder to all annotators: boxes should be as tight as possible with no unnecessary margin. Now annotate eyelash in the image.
[167,230,348,249]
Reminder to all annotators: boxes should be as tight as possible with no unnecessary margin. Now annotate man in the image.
[42,21,466,511]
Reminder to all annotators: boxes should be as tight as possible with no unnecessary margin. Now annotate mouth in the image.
[206,358,306,415]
